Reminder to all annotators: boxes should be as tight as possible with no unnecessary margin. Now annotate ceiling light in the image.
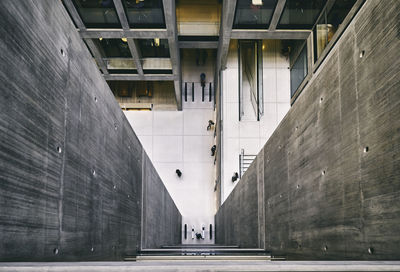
[121,37,128,43]
[252,0,263,5]
[154,38,160,47]
[99,37,103,41]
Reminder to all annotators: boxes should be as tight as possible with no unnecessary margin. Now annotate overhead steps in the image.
[125,245,271,261]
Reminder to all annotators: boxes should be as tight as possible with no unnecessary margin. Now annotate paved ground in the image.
[1,261,400,271]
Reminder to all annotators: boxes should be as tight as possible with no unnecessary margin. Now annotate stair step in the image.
[127,255,271,261]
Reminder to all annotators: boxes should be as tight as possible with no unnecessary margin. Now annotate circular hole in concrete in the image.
[57,146,62,153]
[295,126,298,131]
[92,169,96,176]
[320,97,324,103]
[324,245,328,251]
[94,97,97,102]
[297,184,300,189]
[53,248,59,255]
[322,170,326,176]
[368,247,374,254]
[360,50,365,58]
[114,124,118,130]
[60,49,65,57]
[364,146,369,153]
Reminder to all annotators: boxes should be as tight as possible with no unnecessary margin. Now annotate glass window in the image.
[99,39,132,58]
[233,0,278,29]
[313,0,356,61]
[122,0,166,28]
[277,0,325,29]
[71,0,121,28]
[138,39,170,58]
[290,45,307,97]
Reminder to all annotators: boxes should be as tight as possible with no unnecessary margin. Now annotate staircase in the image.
[125,244,271,261]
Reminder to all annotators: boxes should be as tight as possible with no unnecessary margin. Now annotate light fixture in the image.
[252,0,263,5]
[99,37,103,41]
[121,37,128,43]
[154,38,160,47]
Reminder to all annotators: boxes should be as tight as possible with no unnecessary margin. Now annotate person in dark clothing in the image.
[211,145,216,156]
[200,73,206,88]
[176,169,182,178]
[207,120,215,131]
[232,172,239,182]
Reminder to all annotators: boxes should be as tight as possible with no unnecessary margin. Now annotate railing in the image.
[239,149,257,178]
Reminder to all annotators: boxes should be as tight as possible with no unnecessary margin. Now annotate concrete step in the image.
[127,255,271,261]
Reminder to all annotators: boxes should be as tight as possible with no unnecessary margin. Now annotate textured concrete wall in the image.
[215,158,263,248]
[216,0,400,260]
[142,153,182,248]
[0,0,180,261]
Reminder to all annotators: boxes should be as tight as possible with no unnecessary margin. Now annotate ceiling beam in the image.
[127,39,144,75]
[79,29,168,39]
[103,74,176,81]
[268,0,286,31]
[112,0,130,29]
[112,0,144,75]
[231,30,311,40]
[163,0,182,110]
[62,0,86,29]
[84,38,109,75]
[216,0,237,71]
[179,41,219,49]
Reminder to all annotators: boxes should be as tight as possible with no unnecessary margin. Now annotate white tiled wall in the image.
[125,105,216,244]
[221,40,291,203]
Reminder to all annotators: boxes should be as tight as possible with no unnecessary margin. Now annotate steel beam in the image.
[268,0,286,31]
[62,0,86,29]
[103,74,176,81]
[113,0,144,75]
[216,0,237,72]
[84,38,109,75]
[178,41,219,49]
[163,0,182,110]
[79,29,168,39]
[231,30,311,40]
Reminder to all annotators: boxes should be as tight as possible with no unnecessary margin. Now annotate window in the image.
[99,39,132,58]
[121,0,165,28]
[71,0,121,28]
[233,0,278,29]
[138,39,170,58]
[313,0,357,61]
[290,45,307,97]
[277,0,325,29]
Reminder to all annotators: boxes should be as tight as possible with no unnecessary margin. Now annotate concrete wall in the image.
[0,0,180,261]
[142,154,182,248]
[215,0,400,260]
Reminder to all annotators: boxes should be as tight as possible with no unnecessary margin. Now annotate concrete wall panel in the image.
[0,0,181,261]
[215,0,400,260]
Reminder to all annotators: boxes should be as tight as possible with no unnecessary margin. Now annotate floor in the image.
[2,261,400,271]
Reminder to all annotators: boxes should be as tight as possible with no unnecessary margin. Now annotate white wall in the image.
[221,40,291,202]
